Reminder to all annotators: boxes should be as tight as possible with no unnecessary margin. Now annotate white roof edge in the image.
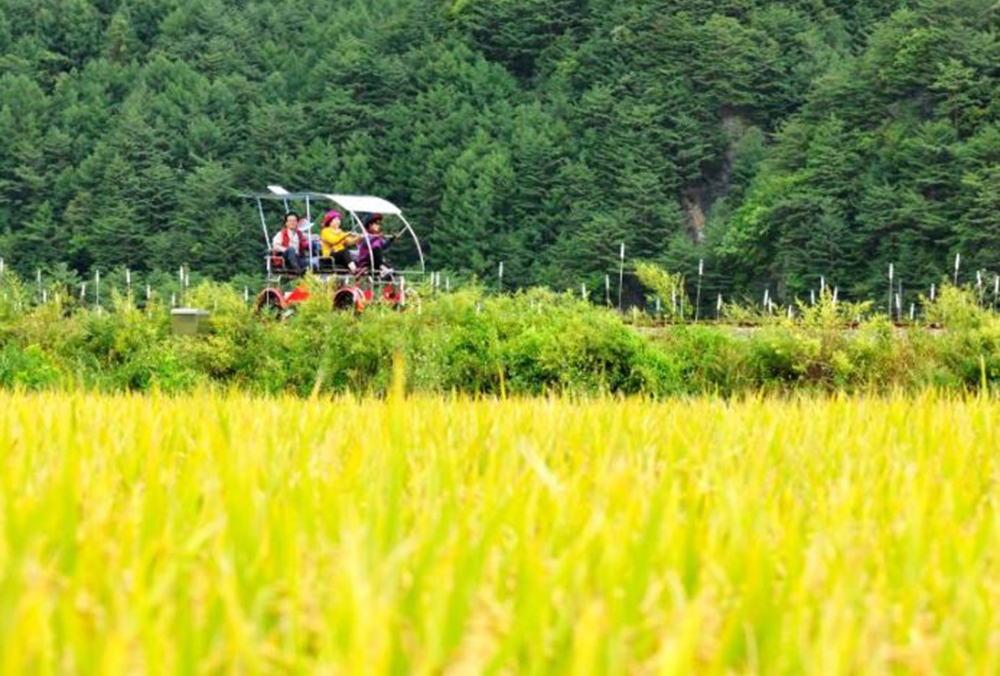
[323,194,402,216]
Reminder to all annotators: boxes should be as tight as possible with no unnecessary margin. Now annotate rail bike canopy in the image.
[242,186,425,274]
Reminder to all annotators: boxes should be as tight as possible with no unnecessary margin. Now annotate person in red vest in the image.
[271,212,308,273]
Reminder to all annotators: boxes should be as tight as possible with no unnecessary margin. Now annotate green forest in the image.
[1,0,997,306]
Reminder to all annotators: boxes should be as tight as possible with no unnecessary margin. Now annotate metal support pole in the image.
[257,198,270,246]
[617,243,625,312]
[888,263,894,318]
[694,259,704,322]
[898,280,903,323]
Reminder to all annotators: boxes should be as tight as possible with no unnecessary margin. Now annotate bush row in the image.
[0,282,998,396]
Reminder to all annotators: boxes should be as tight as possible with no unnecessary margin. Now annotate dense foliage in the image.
[2,0,996,305]
[1,275,999,396]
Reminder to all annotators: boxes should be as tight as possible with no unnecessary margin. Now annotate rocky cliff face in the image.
[682,112,752,243]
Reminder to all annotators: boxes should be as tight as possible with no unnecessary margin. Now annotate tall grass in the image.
[0,390,998,673]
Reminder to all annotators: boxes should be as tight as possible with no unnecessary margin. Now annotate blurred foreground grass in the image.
[0,390,998,674]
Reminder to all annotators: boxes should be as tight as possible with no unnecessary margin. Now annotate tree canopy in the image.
[1,0,997,304]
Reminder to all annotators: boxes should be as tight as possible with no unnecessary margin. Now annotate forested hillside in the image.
[1,0,997,303]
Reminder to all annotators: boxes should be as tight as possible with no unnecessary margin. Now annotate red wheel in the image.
[254,288,285,319]
[333,287,366,313]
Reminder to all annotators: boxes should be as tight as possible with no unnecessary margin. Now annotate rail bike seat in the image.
[268,253,285,271]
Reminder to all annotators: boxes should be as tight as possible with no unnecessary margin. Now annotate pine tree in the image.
[17,200,56,272]
[336,133,378,195]
[432,131,513,277]
[505,104,564,273]
[957,167,1000,273]
[105,10,138,64]
[156,161,236,277]
[76,153,144,272]
[852,180,903,300]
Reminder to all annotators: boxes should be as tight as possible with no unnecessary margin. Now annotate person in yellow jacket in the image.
[319,210,359,271]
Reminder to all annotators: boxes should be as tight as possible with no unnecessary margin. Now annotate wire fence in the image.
[4,252,1000,326]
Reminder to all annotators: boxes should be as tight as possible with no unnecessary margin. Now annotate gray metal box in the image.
[171,308,211,336]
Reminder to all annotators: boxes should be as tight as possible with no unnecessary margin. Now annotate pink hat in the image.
[322,210,341,226]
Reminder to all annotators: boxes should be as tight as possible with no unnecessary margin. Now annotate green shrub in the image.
[836,318,896,391]
[944,323,1000,391]
[0,344,61,390]
[1,275,1000,397]
[924,284,989,330]
[747,328,822,389]
[657,326,749,395]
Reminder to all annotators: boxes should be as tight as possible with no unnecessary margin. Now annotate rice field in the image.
[0,390,998,674]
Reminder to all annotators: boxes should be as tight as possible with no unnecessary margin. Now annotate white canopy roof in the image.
[249,188,402,216]
[323,194,401,216]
